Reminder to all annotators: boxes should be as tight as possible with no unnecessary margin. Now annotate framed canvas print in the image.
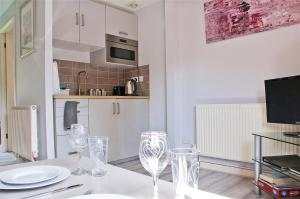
[20,0,35,58]
[204,0,300,43]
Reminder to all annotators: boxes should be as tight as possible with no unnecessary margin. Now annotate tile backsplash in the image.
[55,59,149,96]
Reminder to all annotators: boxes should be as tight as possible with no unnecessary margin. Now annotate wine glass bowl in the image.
[139,131,168,198]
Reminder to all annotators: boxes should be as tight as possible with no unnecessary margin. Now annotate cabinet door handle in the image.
[117,103,120,115]
[119,31,128,36]
[75,12,79,25]
[113,102,116,115]
[81,14,85,27]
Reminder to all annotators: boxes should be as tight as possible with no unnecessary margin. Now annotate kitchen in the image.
[52,0,160,162]
[3,0,300,198]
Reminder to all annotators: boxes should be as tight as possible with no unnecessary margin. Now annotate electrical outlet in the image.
[132,76,144,82]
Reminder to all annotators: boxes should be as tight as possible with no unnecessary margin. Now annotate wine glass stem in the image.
[77,152,82,170]
[153,174,159,198]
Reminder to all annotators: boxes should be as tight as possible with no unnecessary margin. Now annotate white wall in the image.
[137,1,167,131]
[0,34,5,150]
[13,0,54,159]
[165,0,300,147]
[44,0,55,160]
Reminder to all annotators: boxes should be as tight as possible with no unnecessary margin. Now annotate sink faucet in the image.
[77,70,88,95]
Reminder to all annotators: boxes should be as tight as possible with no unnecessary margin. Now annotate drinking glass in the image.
[170,148,200,197]
[69,124,88,175]
[139,131,168,198]
[88,136,108,177]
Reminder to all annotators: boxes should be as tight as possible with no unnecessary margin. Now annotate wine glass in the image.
[139,131,168,198]
[69,124,88,175]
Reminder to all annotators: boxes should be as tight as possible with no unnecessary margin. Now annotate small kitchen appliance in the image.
[90,34,138,67]
[125,79,138,96]
[113,86,125,96]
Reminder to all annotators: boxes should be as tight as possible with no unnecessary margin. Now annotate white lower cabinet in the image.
[117,99,149,159]
[56,134,73,158]
[89,99,120,161]
[54,99,89,159]
[54,98,149,161]
[88,99,149,161]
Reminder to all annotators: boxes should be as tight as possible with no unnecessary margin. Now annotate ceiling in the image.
[94,0,162,12]
[0,0,14,17]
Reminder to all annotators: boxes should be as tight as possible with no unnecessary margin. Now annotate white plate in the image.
[68,194,136,199]
[0,166,70,190]
[0,166,59,185]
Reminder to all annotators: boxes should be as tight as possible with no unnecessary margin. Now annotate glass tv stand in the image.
[252,132,300,195]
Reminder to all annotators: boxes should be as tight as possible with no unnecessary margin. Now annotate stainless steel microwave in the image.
[90,34,138,67]
[106,34,138,66]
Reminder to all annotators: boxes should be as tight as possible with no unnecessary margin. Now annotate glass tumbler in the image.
[88,136,109,177]
[170,148,200,197]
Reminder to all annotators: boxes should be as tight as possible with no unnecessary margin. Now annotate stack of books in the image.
[257,172,300,198]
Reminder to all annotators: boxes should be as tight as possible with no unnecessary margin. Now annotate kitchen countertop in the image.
[53,95,149,99]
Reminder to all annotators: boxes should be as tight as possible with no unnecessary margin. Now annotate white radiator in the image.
[196,103,300,163]
[10,106,38,161]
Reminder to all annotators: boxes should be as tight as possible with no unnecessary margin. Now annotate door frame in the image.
[0,17,16,152]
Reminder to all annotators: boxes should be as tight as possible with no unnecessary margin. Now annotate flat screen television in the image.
[265,75,300,125]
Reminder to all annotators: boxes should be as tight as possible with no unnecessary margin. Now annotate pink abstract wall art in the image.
[204,0,300,43]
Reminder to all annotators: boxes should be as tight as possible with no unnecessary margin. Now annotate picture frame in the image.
[20,0,35,58]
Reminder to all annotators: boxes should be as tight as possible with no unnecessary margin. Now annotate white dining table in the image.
[0,157,230,199]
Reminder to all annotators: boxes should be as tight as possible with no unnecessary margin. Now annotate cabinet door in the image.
[106,6,138,40]
[54,99,89,158]
[54,99,89,135]
[80,0,105,48]
[88,99,121,161]
[56,135,72,159]
[117,99,149,159]
[55,111,89,135]
[56,134,89,159]
[53,0,80,43]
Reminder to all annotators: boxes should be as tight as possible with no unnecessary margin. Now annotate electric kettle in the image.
[125,79,138,96]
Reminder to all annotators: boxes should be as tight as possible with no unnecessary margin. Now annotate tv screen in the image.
[265,75,300,125]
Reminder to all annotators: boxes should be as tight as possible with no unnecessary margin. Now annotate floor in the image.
[0,152,24,166]
[112,158,271,199]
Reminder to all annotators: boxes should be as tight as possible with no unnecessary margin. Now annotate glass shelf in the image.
[252,132,300,147]
[253,159,300,182]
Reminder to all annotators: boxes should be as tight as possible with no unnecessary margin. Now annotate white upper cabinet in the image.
[79,0,105,47]
[53,0,105,50]
[106,6,138,40]
[53,0,80,43]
